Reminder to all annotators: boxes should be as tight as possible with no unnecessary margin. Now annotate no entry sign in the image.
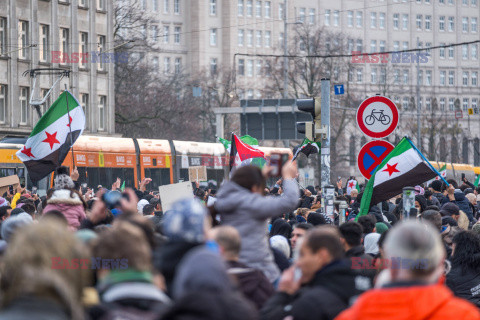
[356,96,399,138]
[357,140,395,179]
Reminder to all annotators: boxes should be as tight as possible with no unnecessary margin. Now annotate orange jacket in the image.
[335,284,480,320]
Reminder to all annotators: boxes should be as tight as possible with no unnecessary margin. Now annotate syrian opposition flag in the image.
[346,179,359,195]
[16,91,85,182]
[229,133,265,170]
[292,138,320,161]
[357,137,441,218]
[475,174,480,188]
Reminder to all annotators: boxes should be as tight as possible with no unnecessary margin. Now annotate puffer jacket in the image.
[43,189,86,230]
[446,264,480,308]
[442,191,474,222]
[215,179,299,283]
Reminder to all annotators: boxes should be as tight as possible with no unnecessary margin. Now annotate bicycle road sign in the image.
[357,140,395,179]
[356,96,399,138]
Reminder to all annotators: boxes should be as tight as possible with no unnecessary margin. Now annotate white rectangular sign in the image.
[159,181,194,212]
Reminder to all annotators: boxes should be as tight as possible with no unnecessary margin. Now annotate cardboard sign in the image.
[0,175,20,196]
[159,181,194,212]
[188,166,207,182]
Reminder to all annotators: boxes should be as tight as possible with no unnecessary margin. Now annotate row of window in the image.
[238,0,272,19]
[146,25,182,45]
[391,96,478,112]
[0,85,106,130]
[52,0,106,11]
[237,59,272,77]
[152,56,182,74]
[139,0,181,14]
[237,29,271,48]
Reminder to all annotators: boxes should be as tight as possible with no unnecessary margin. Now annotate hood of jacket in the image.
[47,189,83,206]
[215,181,251,214]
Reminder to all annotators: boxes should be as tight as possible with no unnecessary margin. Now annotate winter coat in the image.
[335,282,480,320]
[433,192,446,204]
[442,191,474,221]
[345,245,376,282]
[44,189,86,230]
[260,260,371,320]
[227,260,275,310]
[0,296,71,320]
[446,264,480,308]
[215,179,299,282]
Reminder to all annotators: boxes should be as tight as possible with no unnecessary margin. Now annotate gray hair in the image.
[384,220,445,277]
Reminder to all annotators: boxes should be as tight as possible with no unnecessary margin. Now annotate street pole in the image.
[320,78,331,187]
[416,37,421,150]
[283,0,288,98]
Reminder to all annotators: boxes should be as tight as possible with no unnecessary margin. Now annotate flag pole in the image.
[64,84,75,169]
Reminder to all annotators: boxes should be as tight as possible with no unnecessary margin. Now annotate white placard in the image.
[159,181,194,212]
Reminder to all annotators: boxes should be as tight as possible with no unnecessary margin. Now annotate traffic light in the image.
[296,98,322,142]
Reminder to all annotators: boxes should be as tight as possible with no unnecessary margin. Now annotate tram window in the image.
[0,168,16,178]
[144,168,171,190]
[82,167,135,190]
[179,169,189,182]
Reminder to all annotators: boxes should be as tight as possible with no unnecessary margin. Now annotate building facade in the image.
[0,0,115,137]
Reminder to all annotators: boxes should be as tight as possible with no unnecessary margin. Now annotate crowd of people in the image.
[0,164,479,319]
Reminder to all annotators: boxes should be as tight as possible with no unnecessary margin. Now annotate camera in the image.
[101,190,129,210]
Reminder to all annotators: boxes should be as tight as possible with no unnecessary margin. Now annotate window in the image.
[425,15,431,30]
[247,89,253,99]
[356,11,363,27]
[238,59,245,75]
[210,0,216,15]
[418,97,423,110]
[210,28,217,46]
[416,15,422,29]
[39,24,49,63]
[463,98,469,111]
[371,67,377,84]
[473,0,478,5]
[402,97,409,110]
[210,58,217,74]
[0,85,5,123]
[163,57,170,73]
[78,94,88,128]
[256,60,262,75]
[370,40,376,53]
[402,14,408,29]
[79,32,88,68]
[247,0,252,16]
[403,69,409,84]
[97,35,106,71]
[175,57,181,74]
[309,8,316,24]
[439,42,445,58]
[174,0,180,14]
[325,10,330,26]
[463,71,469,85]
[18,21,29,59]
[140,25,146,39]
[152,0,157,11]
[238,0,244,16]
[278,3,283,19]
[463,17,469,32]
[256,30,262,47]
[20,87,29,125]
[152,57,159,71]
[79,0,87,7]
[393,41,399,51]
[440,98,446,111]
[348,69,354,82]
[356,68,363,83]
[472,44,478,59]
[334,67,339,80]
[418,70,423,85]
[472,18,478,32]
[426,70,432,85]
[0,17,6,56]
[247,60,253,76]
[379,12,385,28]
[449,98,455,111]
[265,30,271,47]
[174,26,180,44]
[463,44,468,59]
[448,71,455,85]
[448,17,454,31]
[141,0,146,10]
[279,32,284,48]
[348,11,353,27]
[265,1,271,18]
[163,26,169,43]
[403,41,408,50]
[98,96,106,131]
[356,39,363,52]
[247,30,253,46]
[393,13,399,29]
[255,1,261,17]
[299,8,306,22]
[151,26,158,42]
[371,12,377,28]
[333,11,339,26]
[425,42,432,53]
[473,71,478,85]
[238,29,244,46]
[448,45,454,58]
[379,40,385,52]
[426,98,431,110]
[380,67,386,84]
[163,0,169,12]
[439,16,445,31]
[463,0,468,4]
[440,71,446,85]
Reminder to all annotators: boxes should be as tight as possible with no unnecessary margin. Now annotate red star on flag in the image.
[348,181,355,188]
[66,116,73,127]
[382,163,400,177]
[20,146,35,158]
[42,131,60,150]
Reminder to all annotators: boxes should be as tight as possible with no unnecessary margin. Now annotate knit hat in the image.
[375,222,389,234]
[54,167,74,190]
[430,180,442,192]
[137,199,149,214]
[1,212,33,242]
[307,212,326,226]
[439,203,460,217]
[163,198,207,243]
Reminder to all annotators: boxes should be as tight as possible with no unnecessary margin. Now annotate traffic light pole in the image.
[320,78,331,188]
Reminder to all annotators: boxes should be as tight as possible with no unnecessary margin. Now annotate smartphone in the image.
[461,173,466,181]
[32,186,37,195]
[269,153,289,177]
[8,185,13,194]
